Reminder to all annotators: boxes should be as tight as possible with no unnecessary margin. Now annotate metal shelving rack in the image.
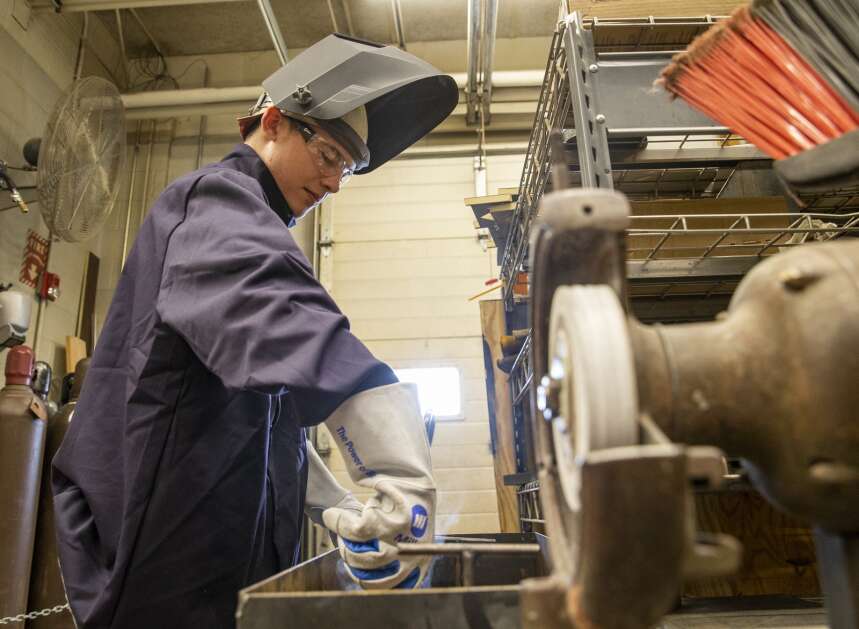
[497,6,859,526]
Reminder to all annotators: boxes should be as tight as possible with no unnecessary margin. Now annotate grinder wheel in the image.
[541,285,639,572]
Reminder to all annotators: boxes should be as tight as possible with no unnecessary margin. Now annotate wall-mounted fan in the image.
[19,76,127,242]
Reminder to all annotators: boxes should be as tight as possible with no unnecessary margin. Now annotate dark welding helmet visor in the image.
[238,33,458,174]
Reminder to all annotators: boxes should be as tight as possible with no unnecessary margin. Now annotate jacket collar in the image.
[219,144,296,228]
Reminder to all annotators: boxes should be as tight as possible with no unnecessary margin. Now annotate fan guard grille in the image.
[38,76,126,243]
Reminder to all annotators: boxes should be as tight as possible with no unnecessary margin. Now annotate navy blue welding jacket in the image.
[51,144,396,629]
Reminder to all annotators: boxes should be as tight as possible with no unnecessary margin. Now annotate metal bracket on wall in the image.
[563,12,613,190]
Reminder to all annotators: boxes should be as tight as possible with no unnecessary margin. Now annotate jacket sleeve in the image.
[156,170,396,424]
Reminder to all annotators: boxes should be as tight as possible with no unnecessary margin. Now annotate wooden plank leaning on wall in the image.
[479,300,520,533]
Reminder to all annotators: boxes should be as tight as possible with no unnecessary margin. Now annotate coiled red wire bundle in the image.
[659,5,859,160]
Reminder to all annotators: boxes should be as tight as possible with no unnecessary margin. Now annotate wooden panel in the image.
[333,219,477,242]
[76,252,100,350]
[479,300,521,533]
[334,256,489,281]
[64,336,88,374]
[630,197,788,216]
[684,491,820,598]
[335,238,485,262]
[570,0,743,18]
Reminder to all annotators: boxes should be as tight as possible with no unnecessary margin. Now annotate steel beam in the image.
[564,11,613,189]
[32,0,238,12]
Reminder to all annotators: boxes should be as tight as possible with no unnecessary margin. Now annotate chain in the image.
[0,604,70,625]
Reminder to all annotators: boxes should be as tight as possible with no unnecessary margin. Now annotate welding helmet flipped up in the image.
[237,33,458,174]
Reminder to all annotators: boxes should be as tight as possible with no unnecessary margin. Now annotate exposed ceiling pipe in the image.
[73,11,89,80]
[123,98,537,121]
[390,0,406,50]
[342,0,355,36]
[31,0,237,11]
[325,0,340,33]
[115,9,130,85]
[481,0,499,124]
[120,70,543,110]
[256,0,289,65]
[465,0,481,125]
[123,85,261,109]
[129,8,165,58]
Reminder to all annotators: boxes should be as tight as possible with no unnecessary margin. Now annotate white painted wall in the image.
[0,7,121,392]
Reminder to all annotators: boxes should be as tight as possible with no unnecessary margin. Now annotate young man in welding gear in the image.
[51,34,458,629]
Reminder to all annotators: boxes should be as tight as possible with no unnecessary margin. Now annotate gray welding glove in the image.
[304,440,363,528]
[322,382,436,590]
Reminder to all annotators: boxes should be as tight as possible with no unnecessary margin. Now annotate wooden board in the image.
[76,252,100,351]
[684,491,821,598]
[569,0,744,19]
[464,193,515,207]
[65,336,88,375]
[479,299,520,533]
[630,197,788,216]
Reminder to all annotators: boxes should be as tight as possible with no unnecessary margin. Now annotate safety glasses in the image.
[295,121,355,185]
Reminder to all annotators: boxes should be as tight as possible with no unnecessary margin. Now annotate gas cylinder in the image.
[0,346,48,621]
[26,359,89,629]
[31,361,58,418]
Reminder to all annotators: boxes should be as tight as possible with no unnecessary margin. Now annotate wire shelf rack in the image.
[585,165,735,200]
[800,187,859,214]
[629,212,859,264]
[588,15,726,52]
[498,15,772,308]
[501,24,570,311]
[509,333,532,409]
[517,480,544,534]
[496,5,858,515]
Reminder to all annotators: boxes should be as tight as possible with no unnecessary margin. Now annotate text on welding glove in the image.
[322,382,435,589]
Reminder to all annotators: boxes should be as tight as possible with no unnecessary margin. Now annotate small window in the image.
[395,367,462,420]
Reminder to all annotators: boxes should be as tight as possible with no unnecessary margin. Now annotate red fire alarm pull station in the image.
[38,271,60,302]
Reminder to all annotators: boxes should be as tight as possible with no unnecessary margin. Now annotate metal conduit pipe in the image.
[481,0,499,124]
[196,66,210,169]
[136,120,156,231]
[465,0,481,125]
[121,121,142,269]
[120,70,544,113]
[256,0,289,64]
